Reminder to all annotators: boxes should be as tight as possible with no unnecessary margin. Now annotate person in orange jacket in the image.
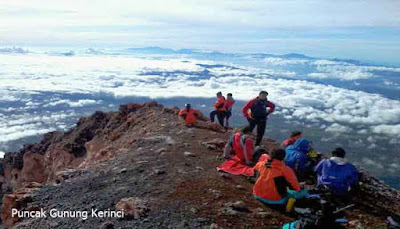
[210,92,227,126]
[178,103,201,126]
[253,148,308,206]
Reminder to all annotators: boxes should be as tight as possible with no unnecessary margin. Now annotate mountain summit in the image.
[0,102,399,228]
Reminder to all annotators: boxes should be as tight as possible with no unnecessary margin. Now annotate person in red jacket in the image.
[217,126,257,176]
[231,126,255,165]
[281,131,302,149]
[242,91,275,146]
[178,103,201,126]
[253,148,307,206]
[210,92,227,126]
[225,93,236,127]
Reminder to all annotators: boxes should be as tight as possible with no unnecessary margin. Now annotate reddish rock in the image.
[115,197,150,219]
[1,186,37,228]
[1,194,19,227]
[19,153,46,184]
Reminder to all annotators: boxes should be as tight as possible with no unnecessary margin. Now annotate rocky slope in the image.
[0,102,399,228]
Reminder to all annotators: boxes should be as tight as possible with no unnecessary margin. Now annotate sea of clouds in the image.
[2,50,399,133]
[0,47,399,180]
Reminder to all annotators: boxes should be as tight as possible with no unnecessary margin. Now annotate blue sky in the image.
[1,0,400,65]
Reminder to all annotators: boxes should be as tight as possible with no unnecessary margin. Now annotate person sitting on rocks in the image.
[217,126,259,176]
[210,92,227,126]
[281,131,302,149]
[178,103,226,133]
[253,148,308,207]
[284,138,313,178]
[314,147,359,196]
[178,103,201,126]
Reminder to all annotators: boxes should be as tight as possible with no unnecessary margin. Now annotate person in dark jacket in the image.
[314,148,359,196]
[242,91,275,146]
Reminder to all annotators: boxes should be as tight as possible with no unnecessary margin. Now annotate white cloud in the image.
[264,57,309,66]
[1,0,399,30]
[262,57,400,81]
[0,0,399,66]
[362,157,384,170]
[0,52,399,141]
[325,123,353,133]
[0,108,77,143]
[0,46,30,54]
[0,128,56,143]
[371,124,400,136]
[45,99,102,107]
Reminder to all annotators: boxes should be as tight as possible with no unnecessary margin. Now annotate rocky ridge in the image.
[0,102,399,228]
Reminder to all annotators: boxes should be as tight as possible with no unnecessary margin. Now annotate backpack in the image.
[251,98,268,118]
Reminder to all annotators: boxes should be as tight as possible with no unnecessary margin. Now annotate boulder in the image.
[115,197,150,219]
[1,185,38,228]
[184,152,196,157]
[19,153,46,184]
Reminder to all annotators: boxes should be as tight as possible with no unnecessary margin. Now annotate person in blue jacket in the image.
[284,138,312,176]
[314,147,359,196]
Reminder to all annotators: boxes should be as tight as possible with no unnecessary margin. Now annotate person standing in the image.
[210,92,227,126]
[225,93,236,127]
[242,91,275,146]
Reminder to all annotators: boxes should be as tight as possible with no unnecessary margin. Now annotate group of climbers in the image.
[218,126,359,211]
[209,92,236,127]
[178,90,359,211]
[178,90,275,144]
[178,91,236,128]
[178,90,276,154]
